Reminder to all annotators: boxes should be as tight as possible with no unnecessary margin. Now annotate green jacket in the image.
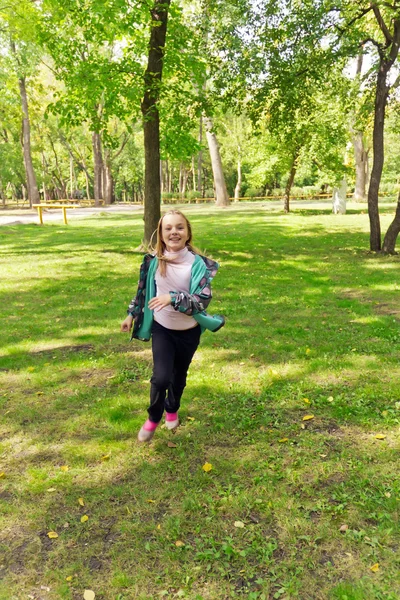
[128,252,225,342]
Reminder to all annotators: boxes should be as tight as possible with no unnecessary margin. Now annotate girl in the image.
[121,210,225,442]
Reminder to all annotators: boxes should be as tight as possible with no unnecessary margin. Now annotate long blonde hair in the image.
[151,210,200,277]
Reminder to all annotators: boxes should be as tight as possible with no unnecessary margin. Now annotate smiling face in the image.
[161,213,190,252]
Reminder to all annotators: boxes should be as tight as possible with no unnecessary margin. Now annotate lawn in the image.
[0,203,399,600]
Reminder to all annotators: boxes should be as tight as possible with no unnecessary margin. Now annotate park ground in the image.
[0,202,399,600]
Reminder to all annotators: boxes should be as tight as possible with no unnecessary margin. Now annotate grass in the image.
[0,203,400,600]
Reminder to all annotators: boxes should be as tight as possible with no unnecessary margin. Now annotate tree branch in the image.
[371,2,393,44]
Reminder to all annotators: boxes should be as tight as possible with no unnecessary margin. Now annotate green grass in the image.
[0,203,399,600]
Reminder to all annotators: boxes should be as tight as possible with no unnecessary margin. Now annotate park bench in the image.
[32,203,78,225]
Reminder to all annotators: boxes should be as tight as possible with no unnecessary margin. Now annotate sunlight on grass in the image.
[1,205,400,599]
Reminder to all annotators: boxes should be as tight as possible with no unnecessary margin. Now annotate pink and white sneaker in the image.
[137,419,158,442]
[165,412,179,430]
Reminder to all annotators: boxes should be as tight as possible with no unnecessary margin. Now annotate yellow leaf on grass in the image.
[375,434,386,440]
[27,366,35,372]
[47,488,56,493]
[36,391,44,396]
[83,591,95,600]
[187,416,195,421]
[202,462,212,472]
[302,415,314,421]
[279,438,289,443]
[47,531,58,539]
[0,472,5,479]
[305,348,311,355]
[369,563,380,572]
[60,465,69,472]
[175,540,185,547]
[78,498,85,506]
[147,499,156,503]
[234,521,245,528]
[303,398,310,404]
[80,515,89,523]
[101,454,110,461]
[66,576,73,582]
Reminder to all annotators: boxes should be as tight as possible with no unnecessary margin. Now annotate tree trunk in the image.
[16,73,40,207]
[192,156,196,192]
[92,131,104,206]
[141,0,171,247]
[234,148,242,202]
[382,190,400,253]
[353,131,368,201]
[283,149,299,213]
[352,53,368,202]
[197,116,203,194]
[204,117,230,206]
[368,16,400,251]
[103,149,113,205]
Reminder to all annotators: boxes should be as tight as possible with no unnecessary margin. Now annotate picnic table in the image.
[32,203,78,225]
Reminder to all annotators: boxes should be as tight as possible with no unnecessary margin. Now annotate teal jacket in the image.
[128,252,225,342]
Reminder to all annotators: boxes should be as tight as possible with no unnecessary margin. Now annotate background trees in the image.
[2,0,400,250]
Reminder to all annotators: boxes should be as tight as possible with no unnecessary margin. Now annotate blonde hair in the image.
[151,210,200,277]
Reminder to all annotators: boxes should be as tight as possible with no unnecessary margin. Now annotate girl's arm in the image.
[169,275,212,316]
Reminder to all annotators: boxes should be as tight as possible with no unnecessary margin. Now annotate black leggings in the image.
[148,321,201,423]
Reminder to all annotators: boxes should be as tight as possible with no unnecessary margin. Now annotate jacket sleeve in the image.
[127,256,149,316]
[170,273,213,316]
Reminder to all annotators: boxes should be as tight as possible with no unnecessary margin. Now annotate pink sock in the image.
[165,412,178,422]
[143,419,158,431]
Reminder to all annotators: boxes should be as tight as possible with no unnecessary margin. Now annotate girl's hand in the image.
[148,294,172,312]
[121,315,133,332]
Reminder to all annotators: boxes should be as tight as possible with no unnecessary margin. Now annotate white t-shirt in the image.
[154,247,197,330]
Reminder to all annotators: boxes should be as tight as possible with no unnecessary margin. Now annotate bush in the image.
[244,187,264,198]
[186,191,202,202]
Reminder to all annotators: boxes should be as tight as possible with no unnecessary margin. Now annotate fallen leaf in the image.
[167,441,177,448]
[187,416,195,421]
[60,465,69,472]
[63,522,69,528]
[147,499,155,503]
[278,438,289,443]
[302,415,314,421]
[375,434,386,440]
[47,531,58,539]
[239,362,245,365]
[175,540,185,547]
[66,576,73,582]
[47,488,56,492]
[0,472,5,479]
[369,563,380,573]
[80,515,89,523]
[303,398,310,404]
[101,454,110,461]
[36,391,44,396]
[385,492,391,498]
[327,396,334,402]
[202,462,212,472]
[78,497,85,506]
[234,521,245,528]
[157,524,161,530]
[339,524,348,532]
[84,591,95,600]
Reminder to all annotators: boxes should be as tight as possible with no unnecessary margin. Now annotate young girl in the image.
[121,210,225,442]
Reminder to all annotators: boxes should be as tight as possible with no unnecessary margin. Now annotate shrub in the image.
[245,187,264,198]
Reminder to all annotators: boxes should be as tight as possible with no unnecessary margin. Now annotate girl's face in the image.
[161,213,189,252]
